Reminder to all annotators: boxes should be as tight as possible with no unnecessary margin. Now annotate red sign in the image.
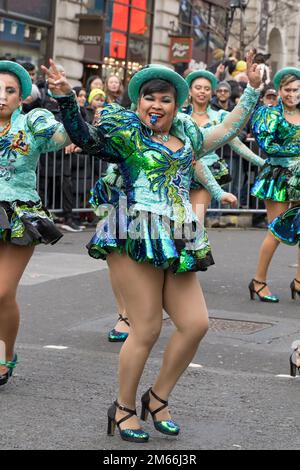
[170,37,193,64]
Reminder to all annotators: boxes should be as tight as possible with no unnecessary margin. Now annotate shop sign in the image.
[169,36,193,64]
[78,15,103,45]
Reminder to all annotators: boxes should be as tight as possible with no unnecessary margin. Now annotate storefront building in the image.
[0,0,56,67]
[80,0,155,83]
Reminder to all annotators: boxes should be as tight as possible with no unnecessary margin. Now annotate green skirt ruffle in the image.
[88,179,214,273]
[0,200,63,246]
[252,162,300,202]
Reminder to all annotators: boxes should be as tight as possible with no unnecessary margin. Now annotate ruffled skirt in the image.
[0,200,63,246]
[251,162,300,202]
[88,179,214,273]
[190,158,231,190]
[269,205,300,246]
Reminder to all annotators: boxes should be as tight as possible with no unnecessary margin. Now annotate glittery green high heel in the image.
[140,388,180,436]
[0,353,18,386]
[248,279,279,303]
[107,400,149,443]
[108,315,130,342]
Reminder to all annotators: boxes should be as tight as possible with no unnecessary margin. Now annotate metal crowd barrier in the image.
[37,139,266,214]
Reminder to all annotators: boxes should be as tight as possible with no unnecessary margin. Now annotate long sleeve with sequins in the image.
[54,93,111,159]
[251,102,300,158]
[214,109,265,167]
[200,85,260,156]
[228,137,265,166]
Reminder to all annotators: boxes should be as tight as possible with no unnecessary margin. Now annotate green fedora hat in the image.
[185,70,218,91]
[128,64,189,108]
[273,67,300,91]
[0,60,32,100]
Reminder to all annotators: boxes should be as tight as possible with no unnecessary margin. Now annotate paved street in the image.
[0,228,299,450]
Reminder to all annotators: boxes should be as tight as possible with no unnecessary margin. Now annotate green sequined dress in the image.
[251,100,300,202]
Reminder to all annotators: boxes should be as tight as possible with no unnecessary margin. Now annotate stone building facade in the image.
[228,0,300,71]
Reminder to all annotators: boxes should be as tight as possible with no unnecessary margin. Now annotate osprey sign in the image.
[78,15,103,45]
[169,37,193,64]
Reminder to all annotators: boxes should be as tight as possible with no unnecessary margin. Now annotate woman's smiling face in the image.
[137,90,177,132]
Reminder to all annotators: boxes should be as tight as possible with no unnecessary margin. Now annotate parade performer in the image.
[43,59,261,443]
[185,70,264,217]
[106,67,265,343]
[249,67,300,302]
[0,61,70,386]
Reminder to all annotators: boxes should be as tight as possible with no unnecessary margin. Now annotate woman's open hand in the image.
[220,192,238,208]
[41,59,73,96]
[246,53,262,89]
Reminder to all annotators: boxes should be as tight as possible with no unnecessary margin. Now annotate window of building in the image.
[86,0,154,82]
[178,0,229,67]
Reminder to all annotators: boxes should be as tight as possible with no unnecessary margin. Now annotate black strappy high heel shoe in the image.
[289,341,300,377]
[290,279,300,300]
[140,388,180,436]
[108,314,130,342]
[248,279,279,303]
[107,400,149,443]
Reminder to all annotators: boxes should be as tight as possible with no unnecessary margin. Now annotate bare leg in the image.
[108,264,130,334]
[253,200,289,297]
[107,252,164,430]
[0,243,34,375]
[190,188,211,225]
[150,270,209,421]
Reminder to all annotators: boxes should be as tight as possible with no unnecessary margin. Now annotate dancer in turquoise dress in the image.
[43,59,261,443]
[184,69,264,218]
[249,67,300,302]
[0,61,70,387]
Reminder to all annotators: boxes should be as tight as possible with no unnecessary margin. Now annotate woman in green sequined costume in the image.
[108,68,264,342]
[43,59,261,443]
[249,68,300,302]
[185,70,264,222]
[0,61,70,386]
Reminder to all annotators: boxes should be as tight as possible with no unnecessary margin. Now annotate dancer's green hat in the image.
[128,64,189,108]
[273,67,300,91]
[185,70,218,91]
[0,60,32,100]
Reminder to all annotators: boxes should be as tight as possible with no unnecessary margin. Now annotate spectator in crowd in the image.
[261,84,278,107]
[86,75,104,97]
[86,88,106,124]
[211,81,235,112]
[73,86,88,120]
[105,75,123,104]
[21,62,42,113]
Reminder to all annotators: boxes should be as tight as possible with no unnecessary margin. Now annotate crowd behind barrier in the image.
[37,141,266,216]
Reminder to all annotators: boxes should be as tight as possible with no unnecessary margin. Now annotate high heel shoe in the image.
[140,388,180,436]
[289,341,300,377]
[290,279,300,300]
[248,279,279,303]
[0,353,18,387]
[108,315,130,342]
[107,400,149,443]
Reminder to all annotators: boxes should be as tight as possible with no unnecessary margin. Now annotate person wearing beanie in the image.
[86,88,106,124]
